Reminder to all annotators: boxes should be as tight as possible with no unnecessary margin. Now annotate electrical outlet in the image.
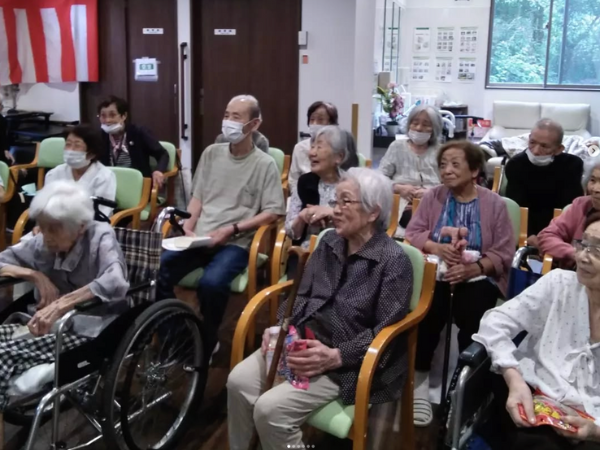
[214,29,237,36]
[143,28,164,35]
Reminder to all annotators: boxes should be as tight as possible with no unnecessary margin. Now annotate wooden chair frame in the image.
[10,142,47,190]
[491,166,502,194]
[231,259,437,450]
[541,208,563,274]
[0,167,17,250]
[11,178,152,245]
[148,149,182,223]
[281,154,291,198]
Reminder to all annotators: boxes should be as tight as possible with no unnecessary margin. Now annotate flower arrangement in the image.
[375,82,404,125]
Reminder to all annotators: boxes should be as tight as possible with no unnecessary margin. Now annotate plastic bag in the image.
[277,326,310,390]
[519,391,595,432]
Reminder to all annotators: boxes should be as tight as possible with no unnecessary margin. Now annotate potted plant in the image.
[375,82,404,137]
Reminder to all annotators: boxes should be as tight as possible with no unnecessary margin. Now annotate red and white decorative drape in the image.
[0,0,98,85]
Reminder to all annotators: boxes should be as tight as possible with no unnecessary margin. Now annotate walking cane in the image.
[440,284,455,404]
[247,247,310,450]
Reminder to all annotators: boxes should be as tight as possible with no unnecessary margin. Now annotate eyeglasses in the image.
[328,199,361,209]
[97,113,120,120]
[574,240,600,257]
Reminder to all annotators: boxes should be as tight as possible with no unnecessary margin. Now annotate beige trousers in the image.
[227,349,340,450]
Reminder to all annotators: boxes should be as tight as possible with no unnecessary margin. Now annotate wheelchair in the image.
[438,245,543,450]
[0,198,206,450]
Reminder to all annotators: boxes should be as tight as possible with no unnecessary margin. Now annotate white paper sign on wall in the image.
[134,57,159,82]
[214,29,236,36]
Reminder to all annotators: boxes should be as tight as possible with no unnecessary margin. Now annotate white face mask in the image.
[222,119,252,144]
[525,148,554,166]
[64,150,90,169]
[309,124,324,137]
[101,123,124,135]
[408,130,431,146]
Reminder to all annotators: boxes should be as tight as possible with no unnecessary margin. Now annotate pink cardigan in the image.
[538,196,593,262]
[406,185,515,296]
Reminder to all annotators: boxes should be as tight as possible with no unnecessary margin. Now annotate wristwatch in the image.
[476,260,485,275]
[232,223,240,236]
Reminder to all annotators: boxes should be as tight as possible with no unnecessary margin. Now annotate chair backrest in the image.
[149,141,177,172]
[502,197,521,245]
[268,147,285,175]
[109,167,144,210]
[358,153,367,167]
[0,161,8,189]
[311,229,423,311]
[37,137,66,169]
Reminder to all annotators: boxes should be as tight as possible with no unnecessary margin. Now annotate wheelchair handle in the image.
[91,196,118,209]
[152,206,191,234]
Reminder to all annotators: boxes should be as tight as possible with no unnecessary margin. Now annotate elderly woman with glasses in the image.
[227,168,414,450]
[0,180,128,408]
[473,211,600,450]
[379,105,444,228]
[538,155,600,268]
[285,125,358,249]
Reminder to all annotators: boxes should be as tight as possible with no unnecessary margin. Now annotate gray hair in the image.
[406,105,443,146]
[583,155,600,191]
[229,94,261,120]
[30,180,94,232]
[313,125,349,165]
[534,118,564,146]
[342,167,393,229]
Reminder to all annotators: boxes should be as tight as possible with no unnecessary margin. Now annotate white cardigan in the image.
[473,269,600,419]
[45,162,117,217]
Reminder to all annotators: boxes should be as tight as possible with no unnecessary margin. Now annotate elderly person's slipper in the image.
[414,398,434,427]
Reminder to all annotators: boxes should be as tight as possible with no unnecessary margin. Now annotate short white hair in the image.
[30,180,94,232]
[406,105,443,146]
[313,125,349,164]
[583,155,600,191]
[342,167,393,229]
[229,94,261,120]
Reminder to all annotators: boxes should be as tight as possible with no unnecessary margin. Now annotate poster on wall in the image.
[460,27,478,54]
[435,57,453,82]
[413,27,431,53]
[458,57,477,82]
[412,56,431,81]
[436,27,455,53]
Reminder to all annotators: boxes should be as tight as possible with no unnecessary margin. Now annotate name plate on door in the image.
[134,57,159,82]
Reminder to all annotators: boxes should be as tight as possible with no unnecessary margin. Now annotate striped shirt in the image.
[109,134,132,168]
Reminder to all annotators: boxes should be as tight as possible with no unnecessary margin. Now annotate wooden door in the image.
[79,0,179,144]
[191,0,301,168]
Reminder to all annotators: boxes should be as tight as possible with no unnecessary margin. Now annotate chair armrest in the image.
[12,209,30,245]
[10,162,37,173]
[230,280,294,369]
[271,227,291,286]
[386,194,400,238]
[353,261,436,442]
[247,222,278,300]
[542,253,553,275]
[148,185,160,223]
[458,342,488,367]
[281,155,290,183]
[110,178,152,229]
[1,169,16,205]
[519,207,529,248]
[492,166,501,193]
[0,276,26,287]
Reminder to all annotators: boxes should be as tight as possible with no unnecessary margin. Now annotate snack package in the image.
[277,326,310,390]
[518,391,595,432]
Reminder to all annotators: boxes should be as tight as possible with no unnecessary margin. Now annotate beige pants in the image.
[227,349,340,450]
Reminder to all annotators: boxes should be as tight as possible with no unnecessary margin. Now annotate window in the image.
[487,0,600,89]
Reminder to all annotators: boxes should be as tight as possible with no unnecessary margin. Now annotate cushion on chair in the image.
[109,167,144,210]
[37,138,66,169]
[540,103,590,133]
[307,400,356,439]
[502,197,521,244]
[177,253,269,293]
[157,142,177,172]
[493,101,540,131]
[268,148,285,175]
[358,153,367,167]
[0,161,8,189]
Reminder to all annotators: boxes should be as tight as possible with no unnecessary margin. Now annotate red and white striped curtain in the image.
[0,0,98,85]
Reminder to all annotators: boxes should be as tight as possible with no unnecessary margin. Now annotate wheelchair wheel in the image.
[102,299,205,450]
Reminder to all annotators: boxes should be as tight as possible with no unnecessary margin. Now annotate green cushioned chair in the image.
[143,141,180,222]
[358,153,372,168]
[501,196,528,248]
[12,137,65,194]
[0,161,16,250]
[268,147,290,197]
[231,228,436,449]
[108,167,151,229]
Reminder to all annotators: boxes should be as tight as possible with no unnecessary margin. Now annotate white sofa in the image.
[482,101,591,175]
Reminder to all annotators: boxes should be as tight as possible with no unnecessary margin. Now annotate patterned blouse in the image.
[278,230,413,405]
[431,192,482,251]
[285,180,337,248]
[109,133,132,168]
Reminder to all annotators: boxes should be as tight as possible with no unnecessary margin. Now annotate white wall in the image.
[177,0,192,169]
[10,83,80,122]
[400,0,600,135]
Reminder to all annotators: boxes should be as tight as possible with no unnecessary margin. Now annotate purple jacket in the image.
[405,185,515,296]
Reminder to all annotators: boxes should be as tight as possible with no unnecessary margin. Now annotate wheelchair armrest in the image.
[458,342,489,367]
[75,297,103,312]
[0,276,25,287]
